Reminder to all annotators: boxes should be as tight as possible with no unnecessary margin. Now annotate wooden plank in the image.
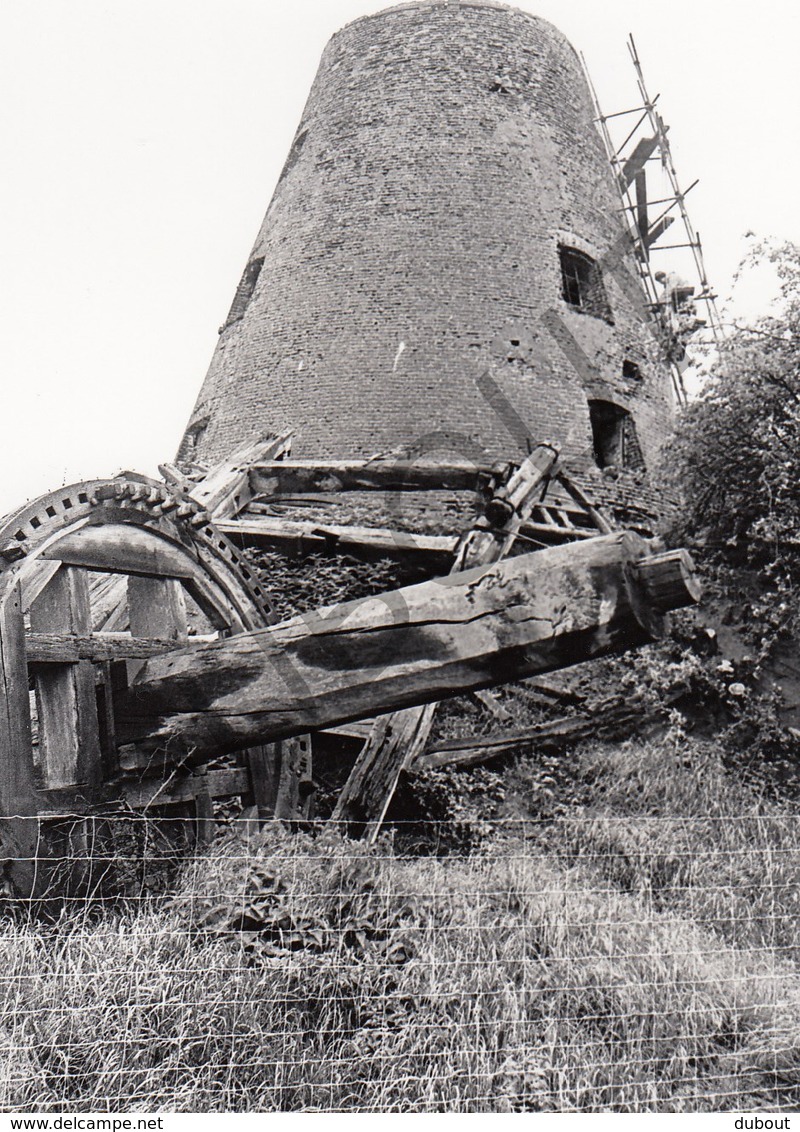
[273,734,314,821]
[332,705,435,835]
[332,444,559,834]
[126,576,187,682]
[193,773,215,846]
[416,701,647,774]
[25,630,213,664]
[250,458,489,497]
[620,134,660,189]
[20,560,62,614]
[417,720,586,769]
[245,744,282,816]
[190,432,293,519]
[0,584,37,862]
[120,766,251,808]
[217,515,456,566]
[116,532,700,760]
[30,568,101,790]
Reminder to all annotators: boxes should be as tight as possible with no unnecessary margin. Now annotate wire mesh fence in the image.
[1,812,799,1113]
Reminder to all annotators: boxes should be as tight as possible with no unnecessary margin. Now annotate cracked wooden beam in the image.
[115,536,699,761]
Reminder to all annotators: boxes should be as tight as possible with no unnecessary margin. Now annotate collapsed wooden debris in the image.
[415,696,649,771]
[0,432,700,893]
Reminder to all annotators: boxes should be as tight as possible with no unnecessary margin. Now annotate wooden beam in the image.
[25,630,215,664]
[645,213,676,249]
[414,701,643,771]
[42,524,197,578]
[126,575,187,682]
[250,458,490,497]
[273,734,314,821]
[120,766,251,808]
[332,443,559,833]
[0,584,38,894]
[190,432,293,519]
[30,568,101,790]
[332,704,436,835]
[620,134,660,189]
[217,515,457,566]
[115,533,700,760]
[0,583,36,813]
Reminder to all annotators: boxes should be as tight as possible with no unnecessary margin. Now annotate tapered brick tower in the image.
[179,0,673,484]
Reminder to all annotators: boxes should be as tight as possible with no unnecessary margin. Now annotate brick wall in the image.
[180,0,674,483]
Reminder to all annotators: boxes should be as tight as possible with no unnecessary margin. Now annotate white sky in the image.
[2,0,798,517]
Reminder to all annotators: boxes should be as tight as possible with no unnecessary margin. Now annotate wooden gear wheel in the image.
[0,474,311,895]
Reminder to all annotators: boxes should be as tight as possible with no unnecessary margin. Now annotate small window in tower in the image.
[622,358,642,381]
[559,246,613,323]
[220,256,265,333]
[588,400,645,471]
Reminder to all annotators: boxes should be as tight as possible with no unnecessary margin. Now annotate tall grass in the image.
[1,731,798,1112]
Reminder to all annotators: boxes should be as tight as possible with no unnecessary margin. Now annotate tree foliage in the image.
[668,239,800,560]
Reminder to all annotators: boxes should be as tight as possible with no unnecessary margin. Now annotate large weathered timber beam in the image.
[250,458,492,497]
[115,536,699,760]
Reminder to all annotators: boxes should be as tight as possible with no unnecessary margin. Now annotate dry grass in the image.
[1,730,799,1113]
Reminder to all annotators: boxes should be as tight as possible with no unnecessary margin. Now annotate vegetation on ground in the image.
[1,732,798,1113]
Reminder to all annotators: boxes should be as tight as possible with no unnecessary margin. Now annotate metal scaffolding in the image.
[582,35,723,406]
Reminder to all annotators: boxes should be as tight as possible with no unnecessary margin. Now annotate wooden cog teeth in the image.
[0,543,25,563]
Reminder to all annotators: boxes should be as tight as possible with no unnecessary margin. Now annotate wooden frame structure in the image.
[0,432,700,891]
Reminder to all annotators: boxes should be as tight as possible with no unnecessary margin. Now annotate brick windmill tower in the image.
[0,0,704,868]
[179,0,674,506]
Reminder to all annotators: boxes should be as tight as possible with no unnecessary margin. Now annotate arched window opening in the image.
[559,245,613,323]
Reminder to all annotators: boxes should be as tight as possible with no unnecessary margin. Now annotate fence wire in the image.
[0,814,799,1113]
